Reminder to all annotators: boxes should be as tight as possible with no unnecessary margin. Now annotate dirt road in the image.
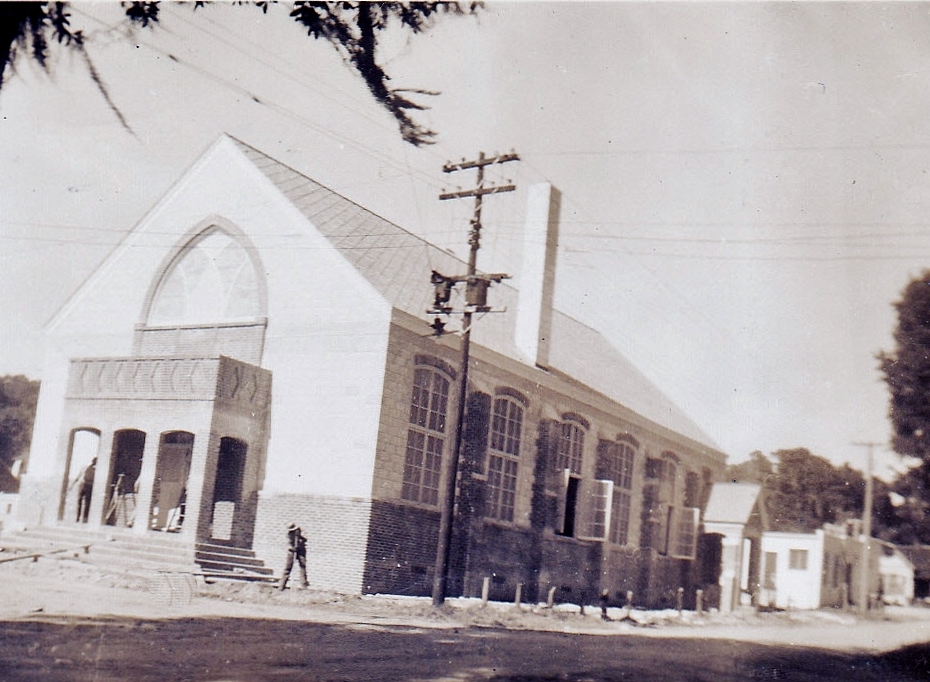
[1,557,929,681]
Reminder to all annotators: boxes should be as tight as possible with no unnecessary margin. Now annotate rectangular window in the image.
[487,455,518,522]
[789,549,809,571]
[610,489,632,545]
[576,479,613,541]
[487,397,523,522]
[670,507,699,559]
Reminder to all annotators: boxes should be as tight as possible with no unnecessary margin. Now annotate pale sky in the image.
[2,2,929,479]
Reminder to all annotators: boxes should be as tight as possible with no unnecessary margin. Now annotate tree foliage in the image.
[0,375,40,493]
[880,271,930,464]
[0,1,480,146]
[725,446,930,544]
[726,448,868,533]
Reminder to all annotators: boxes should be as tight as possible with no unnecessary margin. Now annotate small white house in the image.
[759,524,880,610]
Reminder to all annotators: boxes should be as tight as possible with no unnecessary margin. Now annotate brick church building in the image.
[17,135,727,606]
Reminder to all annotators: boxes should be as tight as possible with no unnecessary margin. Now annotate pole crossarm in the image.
[439,184,517,201]
[442,152,519,173]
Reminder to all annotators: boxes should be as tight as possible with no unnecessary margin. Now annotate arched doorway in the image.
[210,437,247,542]
[59,428,100,523]
[149,431,194,532]
[105,429,145,527]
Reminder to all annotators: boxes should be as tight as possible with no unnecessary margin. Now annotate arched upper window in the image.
[598,436,638,546]
[556,420,586,475]
[401,364,451,506]
[148,228,261,326]
[487,395,524,522]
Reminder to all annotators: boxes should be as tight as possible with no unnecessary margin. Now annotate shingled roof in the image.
[231,137,722,455]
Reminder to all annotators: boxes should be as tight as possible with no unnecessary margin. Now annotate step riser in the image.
[4,528,276,582]
[198,561,273,575]
[195,552,266,568]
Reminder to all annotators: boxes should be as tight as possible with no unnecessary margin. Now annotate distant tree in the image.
[762,448,864,533]
[878,271,930,542]
[879,271,930,465]
[722,450,773,484]
[0,375,40,493]
[882,465,930,545]
[0,1,481,146]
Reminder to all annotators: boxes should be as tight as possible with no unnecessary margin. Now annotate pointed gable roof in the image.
[229,136,722,455]
[704,482,762,524]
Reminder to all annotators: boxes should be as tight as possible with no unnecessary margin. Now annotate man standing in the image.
[279,522,309,591]
[73,458,96,523]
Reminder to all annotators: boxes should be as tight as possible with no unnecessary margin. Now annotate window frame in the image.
[486,395,524,522]
[401,365,451,506]
[601,438,637,546]
[789,548,809,571]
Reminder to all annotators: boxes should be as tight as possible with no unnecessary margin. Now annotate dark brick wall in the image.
[363,500,440,596]
[461,521,539,602]
[538,535,603,606]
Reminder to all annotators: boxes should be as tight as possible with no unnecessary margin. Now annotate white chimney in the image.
[516,183,561,368]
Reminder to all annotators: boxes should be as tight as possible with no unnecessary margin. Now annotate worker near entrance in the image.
[71,457,96,523]
[279,522,309,591]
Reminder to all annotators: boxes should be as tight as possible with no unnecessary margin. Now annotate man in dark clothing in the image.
[74,458,96,523]
[279,522,309,591]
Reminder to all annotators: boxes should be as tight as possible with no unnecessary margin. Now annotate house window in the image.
[487,396,524,522]
[789,549,809,571]
[401,366,450,505]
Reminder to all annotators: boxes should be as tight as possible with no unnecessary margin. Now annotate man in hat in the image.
[279,522,309,591]
[70,457,96,523]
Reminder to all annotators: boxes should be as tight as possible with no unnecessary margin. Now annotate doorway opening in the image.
[59,428,100,523]
[149,431,193,532]
[105,429,145,527]
[211,437,246,541]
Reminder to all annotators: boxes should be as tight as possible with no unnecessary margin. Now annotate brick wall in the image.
[366,316,726,607]
[253,491,372,594]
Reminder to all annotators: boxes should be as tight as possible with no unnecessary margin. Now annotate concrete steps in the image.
[195,541,276,583]
[0,526,277,584]
[0,525,200,574]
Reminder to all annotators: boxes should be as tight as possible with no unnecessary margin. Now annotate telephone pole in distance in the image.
[852,440,880,615]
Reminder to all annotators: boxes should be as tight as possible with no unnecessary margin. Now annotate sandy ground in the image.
[3,554,930,656]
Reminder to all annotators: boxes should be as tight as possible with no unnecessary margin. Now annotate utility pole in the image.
[852,441,879,615]
[430,151,519,607]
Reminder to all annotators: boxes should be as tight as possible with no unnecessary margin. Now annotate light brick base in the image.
[253,491,372,593]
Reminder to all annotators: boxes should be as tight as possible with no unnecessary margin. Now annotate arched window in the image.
[556,421,585,475]
[401,365,451,505]
[600,436,637,545]
[553,416,588,537]
[148,228,261,326]
[487,395,524,522]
